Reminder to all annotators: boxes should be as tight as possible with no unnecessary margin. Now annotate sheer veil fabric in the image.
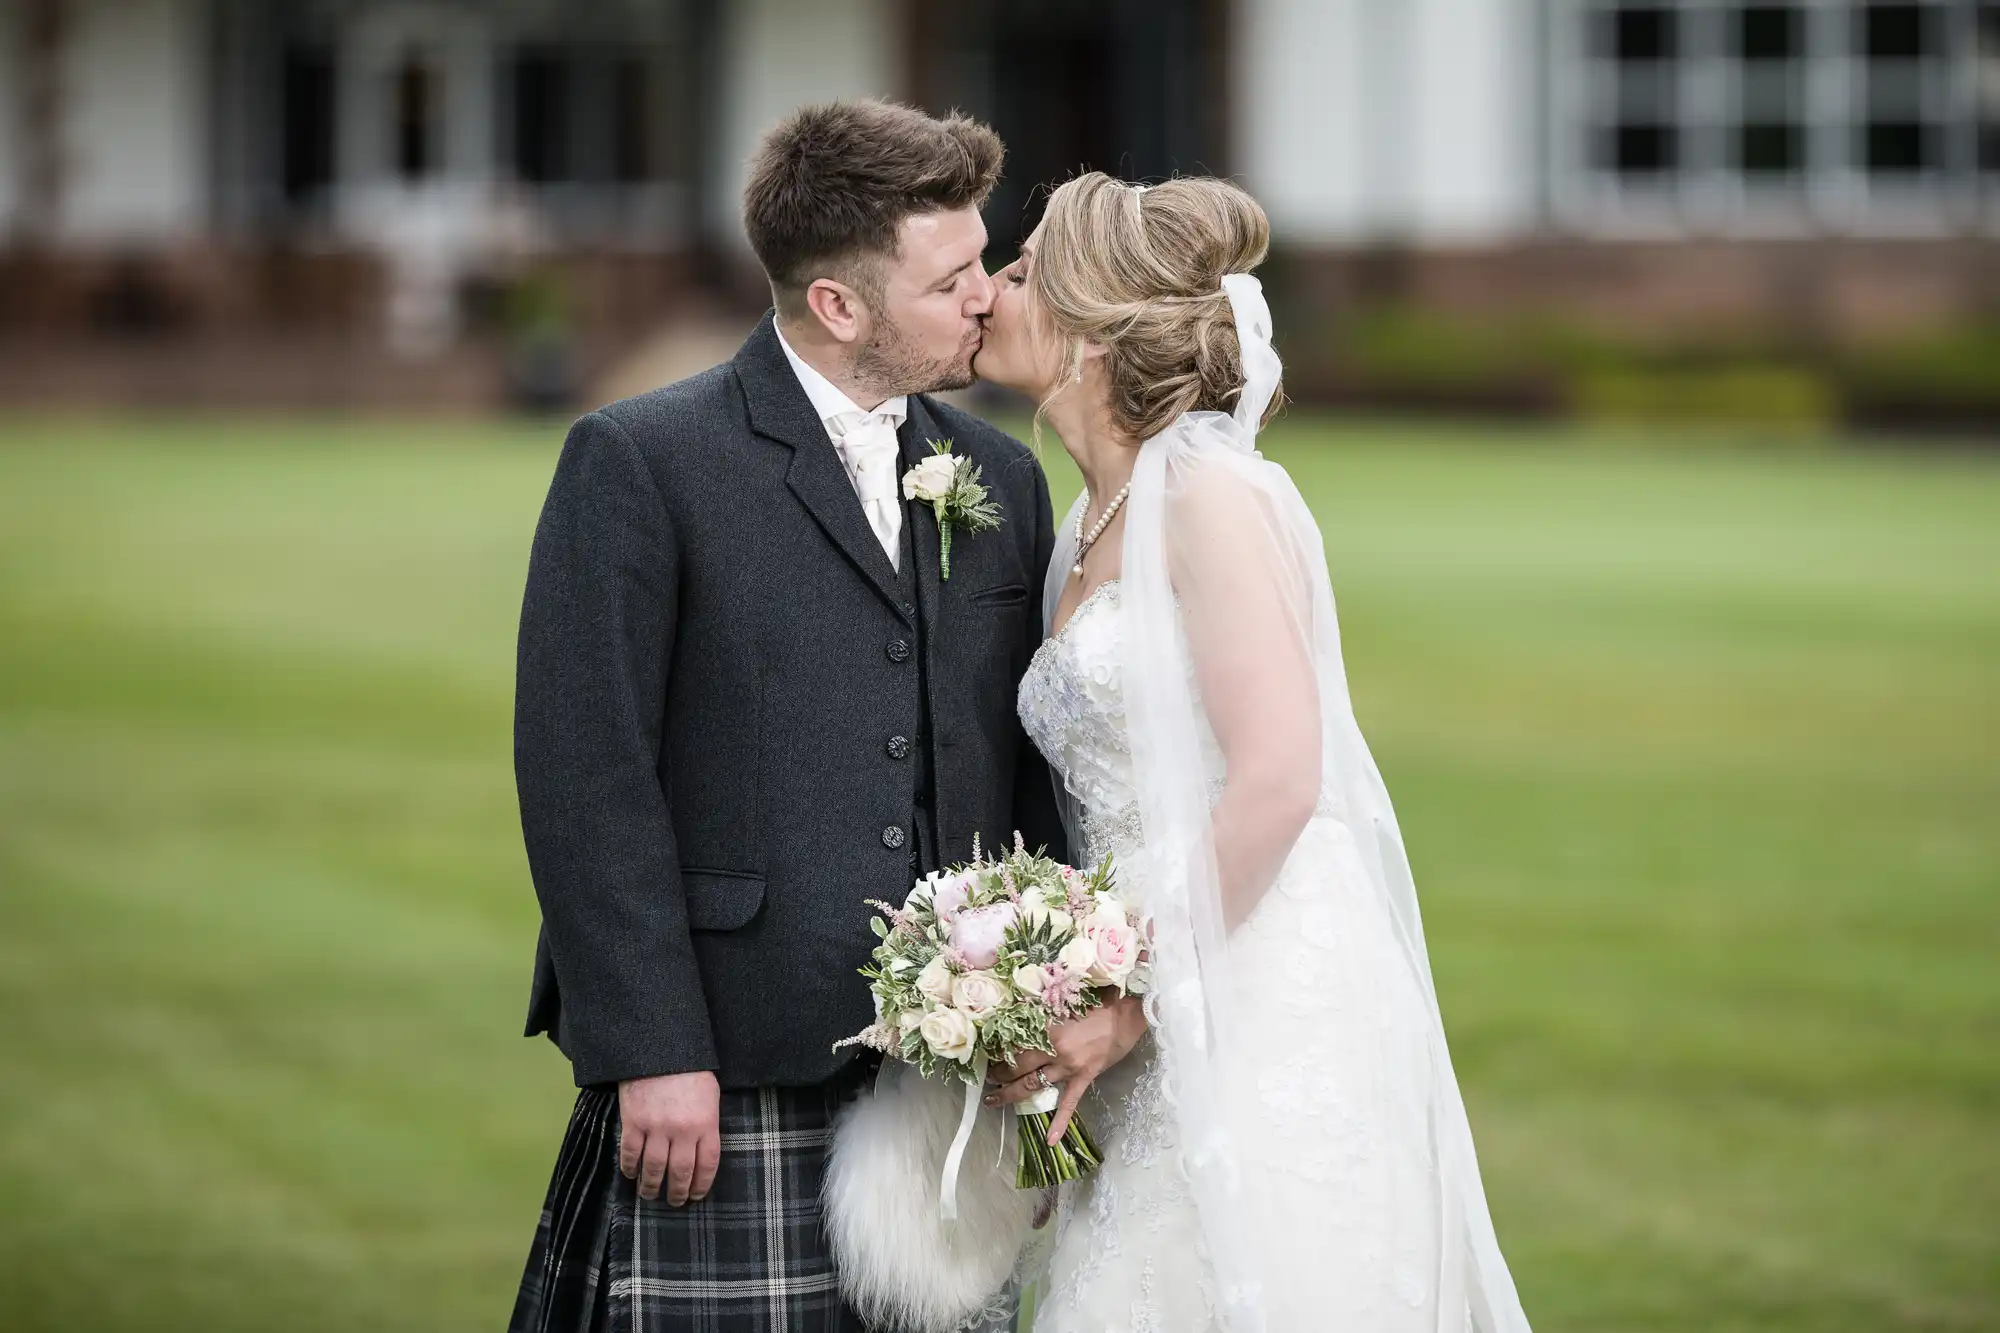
[1037,274,1530,1332]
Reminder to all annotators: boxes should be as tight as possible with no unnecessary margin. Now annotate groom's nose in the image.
[964,266,997,318]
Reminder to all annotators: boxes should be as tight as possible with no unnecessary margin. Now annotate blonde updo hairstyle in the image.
[1031,172,1283,442]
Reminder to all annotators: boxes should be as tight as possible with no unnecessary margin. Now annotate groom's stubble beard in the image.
[852,311,980,400]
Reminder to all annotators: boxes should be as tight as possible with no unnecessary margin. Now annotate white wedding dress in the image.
[1010,276,1531,1333]
[1017,579,1445,1332]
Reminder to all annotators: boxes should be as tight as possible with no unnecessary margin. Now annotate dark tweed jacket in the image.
[515,312,1067,1090]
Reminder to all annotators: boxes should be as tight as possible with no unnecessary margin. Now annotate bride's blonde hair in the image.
[1031,172,1284,442]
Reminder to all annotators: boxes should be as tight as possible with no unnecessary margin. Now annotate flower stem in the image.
[1015,1110,1102,1188]
[936,501,953,579]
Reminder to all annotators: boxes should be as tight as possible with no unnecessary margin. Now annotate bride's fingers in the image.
[984,1061,1070,1106]
[993,1049,1054,1085]
[1046,1075,1092,1144]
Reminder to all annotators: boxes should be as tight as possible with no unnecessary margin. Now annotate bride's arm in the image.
[1171,463,1324,930]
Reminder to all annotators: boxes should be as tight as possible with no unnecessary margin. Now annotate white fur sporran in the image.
[822,1061,1039,1332]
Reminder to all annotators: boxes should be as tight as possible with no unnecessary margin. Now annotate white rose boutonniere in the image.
[902,439,1003,579]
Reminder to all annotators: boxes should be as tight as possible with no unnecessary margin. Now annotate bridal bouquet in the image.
[841,834,1150,1190]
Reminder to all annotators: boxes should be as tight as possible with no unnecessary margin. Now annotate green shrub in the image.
[1573,365,1835,432]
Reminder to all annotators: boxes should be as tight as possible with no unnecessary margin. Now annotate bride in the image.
[970,173,1533,1333]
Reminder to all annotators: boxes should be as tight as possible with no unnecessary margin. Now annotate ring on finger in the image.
[1029,1069,1050,1091]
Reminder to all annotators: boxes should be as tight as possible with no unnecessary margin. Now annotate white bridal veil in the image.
[1041,273,1531,1333]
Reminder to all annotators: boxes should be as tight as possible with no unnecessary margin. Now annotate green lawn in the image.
[0,414,1995,1332]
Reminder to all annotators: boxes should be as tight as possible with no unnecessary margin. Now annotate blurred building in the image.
[1,0,1996,415]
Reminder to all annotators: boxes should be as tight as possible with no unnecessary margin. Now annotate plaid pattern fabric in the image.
[510,1080,869,1333]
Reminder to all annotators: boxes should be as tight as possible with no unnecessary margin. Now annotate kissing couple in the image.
[507,99,1532,1333]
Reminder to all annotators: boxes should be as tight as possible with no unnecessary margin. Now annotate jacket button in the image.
[881,825,907,850]
[886,638,911,663]
[886,735,911,760]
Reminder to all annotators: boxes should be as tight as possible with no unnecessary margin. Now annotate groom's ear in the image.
[803,278,869,346]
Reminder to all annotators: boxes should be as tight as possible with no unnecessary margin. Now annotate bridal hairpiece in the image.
[1129,182,1149,219]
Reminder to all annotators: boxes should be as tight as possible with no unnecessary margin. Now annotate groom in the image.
[508,100,1066,1332]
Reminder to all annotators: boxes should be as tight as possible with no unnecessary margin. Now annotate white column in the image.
[1403,0,1540,241]
[1236,0,1539,246]
[60,0,210,242]
[1235,0,1370,243]
[706,0,899,251]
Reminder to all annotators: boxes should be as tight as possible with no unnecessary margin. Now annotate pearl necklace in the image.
[1071,481,1132,578]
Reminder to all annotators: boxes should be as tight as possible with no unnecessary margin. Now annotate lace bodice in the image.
[1017,580,1224,871]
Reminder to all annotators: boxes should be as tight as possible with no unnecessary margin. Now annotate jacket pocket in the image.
[681,869,767,931]
[967,582,1029,609]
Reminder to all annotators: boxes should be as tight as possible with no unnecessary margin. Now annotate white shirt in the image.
[776,323,908,570]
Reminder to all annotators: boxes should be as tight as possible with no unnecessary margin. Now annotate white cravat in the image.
[775,323,908,570]
[828,410,904,570]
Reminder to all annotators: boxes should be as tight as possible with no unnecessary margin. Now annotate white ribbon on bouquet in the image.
[936,1056,1057,1220]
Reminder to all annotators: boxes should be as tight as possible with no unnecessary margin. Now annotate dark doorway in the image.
[395,52,440,181]
[911,0,1227,260]
[510,48,570,184]
[280,43,335,204]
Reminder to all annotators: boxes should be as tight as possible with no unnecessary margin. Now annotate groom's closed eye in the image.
[934,261,977,294]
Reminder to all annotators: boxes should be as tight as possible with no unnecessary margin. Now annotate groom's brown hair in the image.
[743,99,1003,314]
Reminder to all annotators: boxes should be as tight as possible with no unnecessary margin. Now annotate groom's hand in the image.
[618,1071,721,1206]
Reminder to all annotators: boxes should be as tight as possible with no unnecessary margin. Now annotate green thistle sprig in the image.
[902,439,1003,579]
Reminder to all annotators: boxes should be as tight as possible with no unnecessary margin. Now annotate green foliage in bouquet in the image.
[842,835,1149,1189]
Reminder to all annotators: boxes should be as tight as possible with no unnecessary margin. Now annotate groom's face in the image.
[854,207,995,395]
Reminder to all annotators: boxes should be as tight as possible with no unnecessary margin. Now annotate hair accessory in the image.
[1220,272,1281,434]
[1129,182,1149,219]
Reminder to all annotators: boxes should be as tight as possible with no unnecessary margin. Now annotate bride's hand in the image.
[986,991,1148,1143]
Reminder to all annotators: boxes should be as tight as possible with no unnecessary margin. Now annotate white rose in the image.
[903,453,959,503]
[1012,963,1049,997]
[898,1008,925,1034]
[951,969,1008,1021]
[1058,934,1098,977]
[930,870,976,920]
[905,873,940,910]
[1021,900,1074,936]
[1087,896,1131,932]
[916,955,954,1004]
[919,1006,977,1062]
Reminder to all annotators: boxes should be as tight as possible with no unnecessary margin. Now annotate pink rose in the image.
[1085,922,1138,988]
[949,902,1018,970]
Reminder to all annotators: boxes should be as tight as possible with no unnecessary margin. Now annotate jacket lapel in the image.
[733,314,911,625]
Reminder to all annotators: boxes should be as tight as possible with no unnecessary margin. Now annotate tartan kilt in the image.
[509,1078,871,1333]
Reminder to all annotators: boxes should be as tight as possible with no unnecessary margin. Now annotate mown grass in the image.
[0,413,1994,1332]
